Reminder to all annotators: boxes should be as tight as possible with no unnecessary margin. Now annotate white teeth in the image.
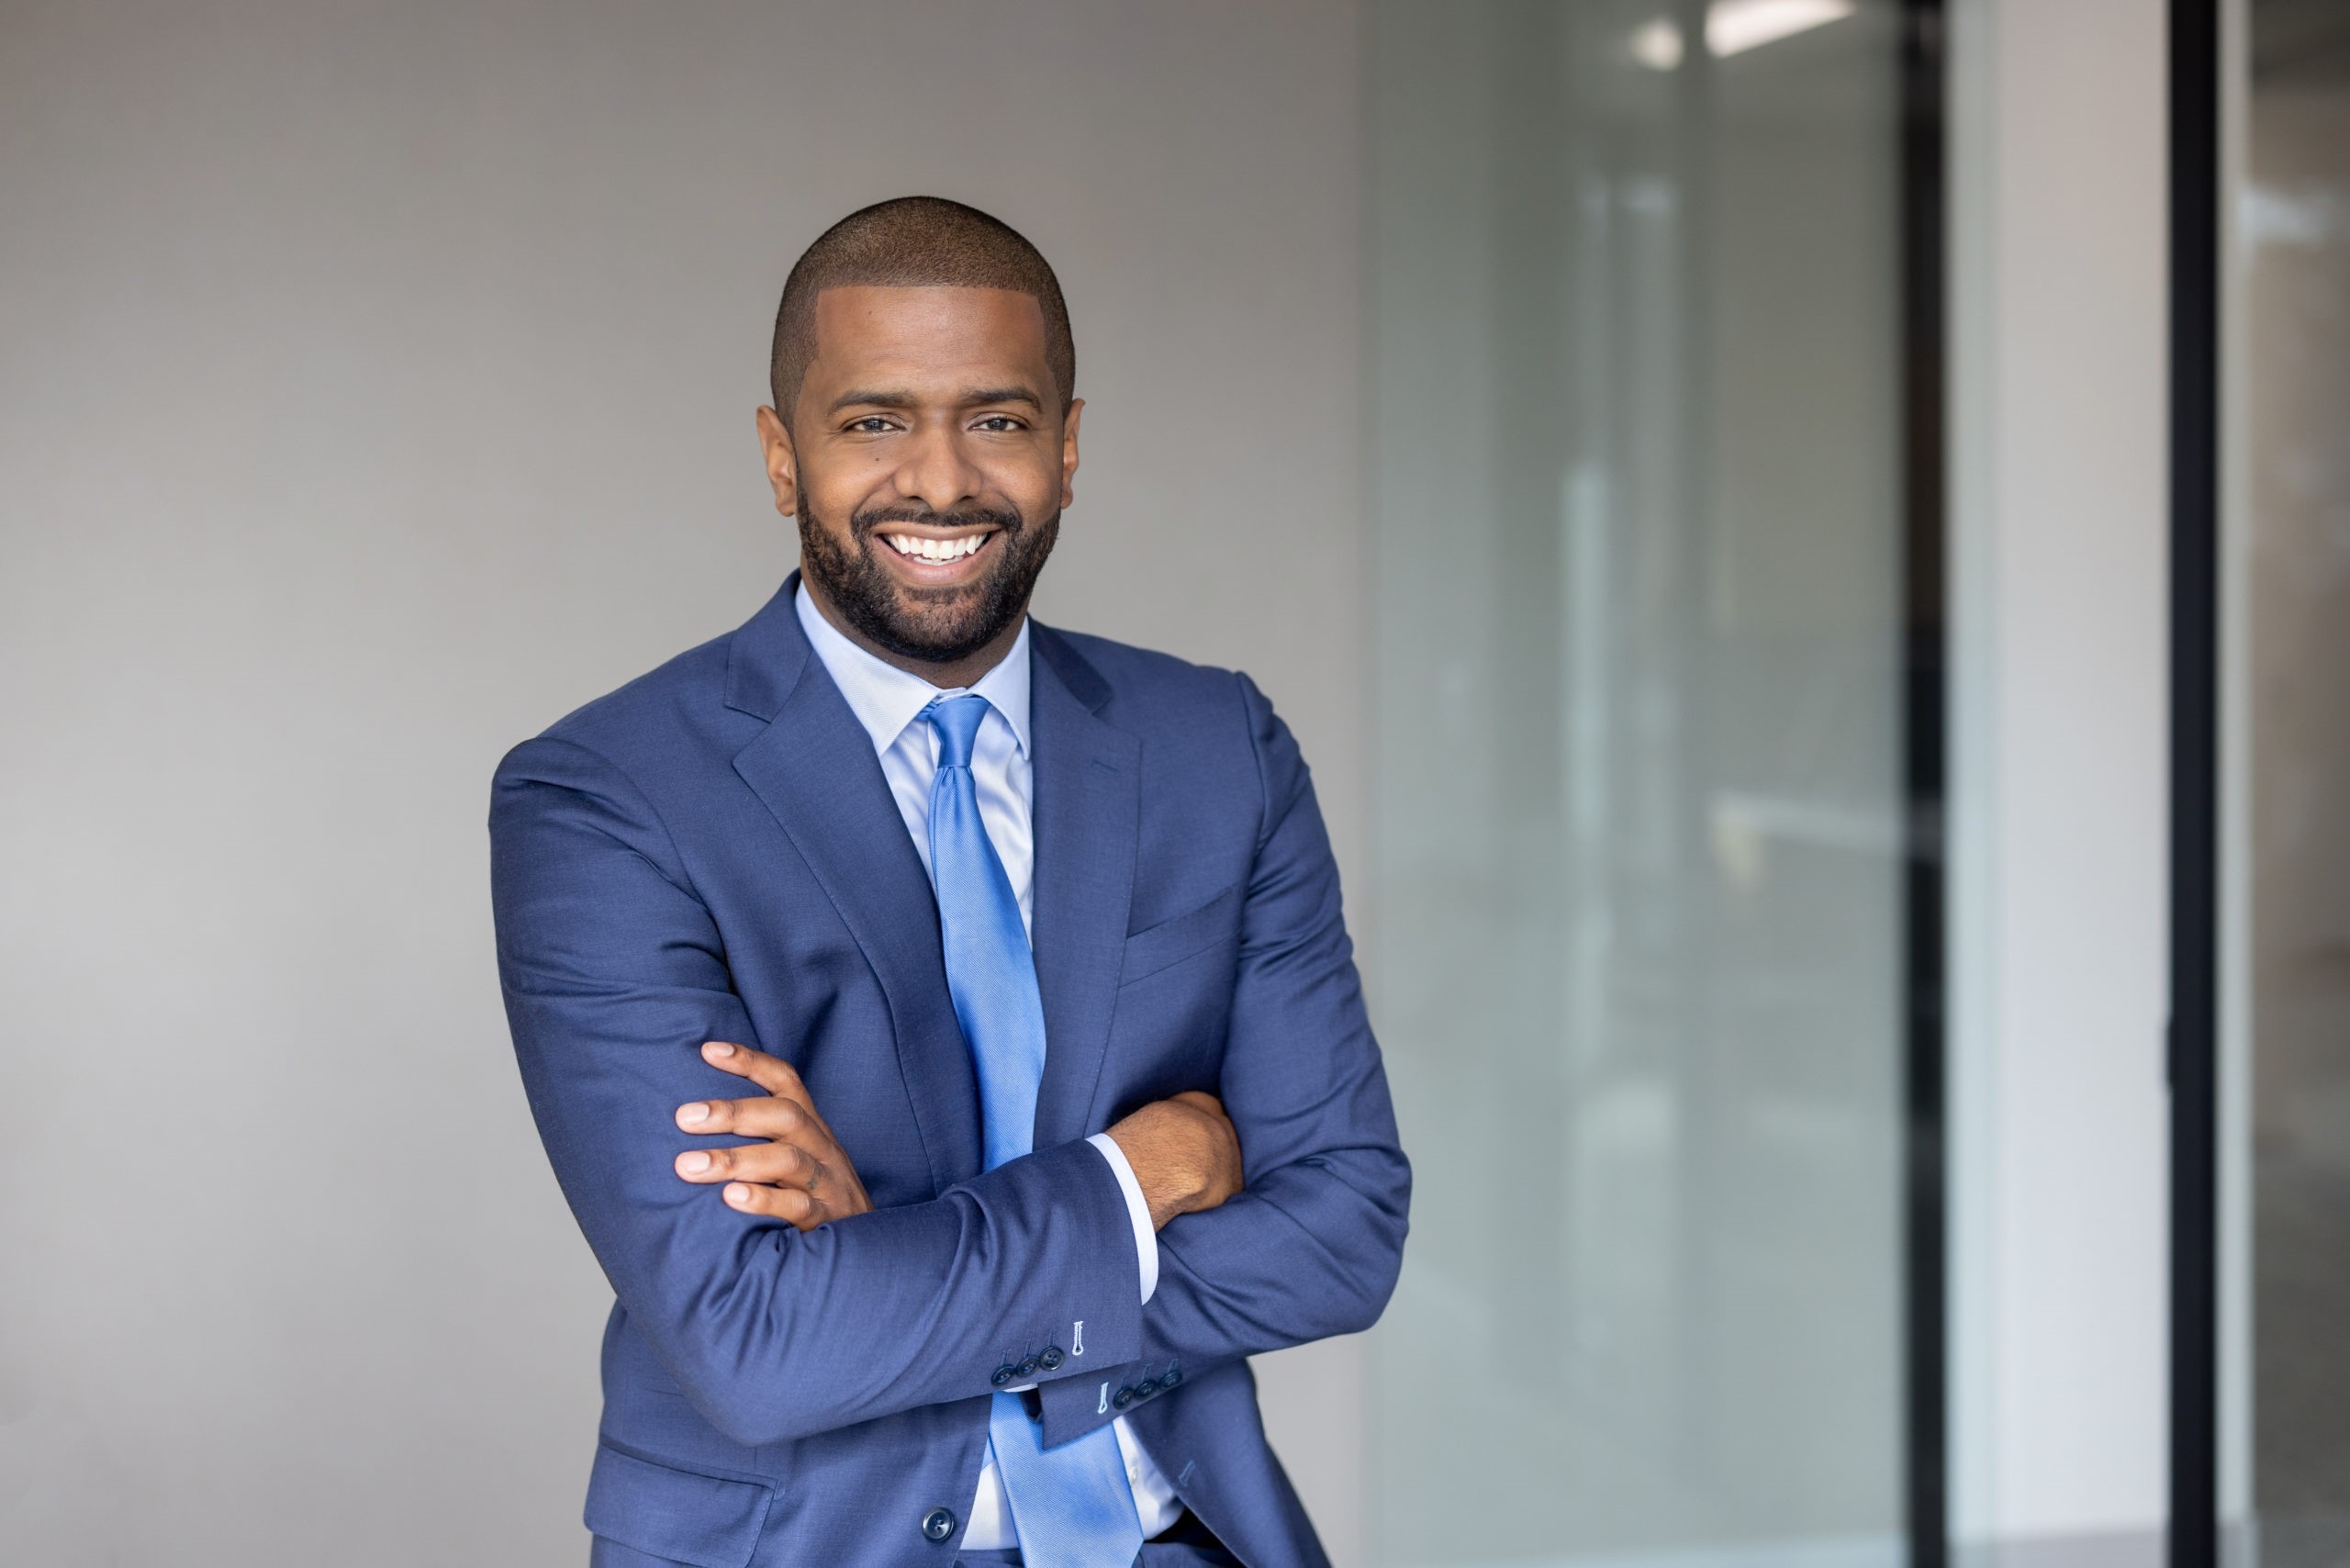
[886,533,985,561]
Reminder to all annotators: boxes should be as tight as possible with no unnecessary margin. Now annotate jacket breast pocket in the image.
[583,1440,774,1568]
[1119,883,1242,988]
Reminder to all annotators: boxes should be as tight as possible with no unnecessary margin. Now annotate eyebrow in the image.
[827,386,1044,415]
[961,386,1043,410]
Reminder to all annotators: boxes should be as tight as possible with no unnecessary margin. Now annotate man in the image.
[490,196,1409,1568]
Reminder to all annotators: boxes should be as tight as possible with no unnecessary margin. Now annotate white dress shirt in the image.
[792,585,1181,1546]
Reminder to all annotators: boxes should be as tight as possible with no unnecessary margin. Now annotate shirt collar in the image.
[793,579,1032,760]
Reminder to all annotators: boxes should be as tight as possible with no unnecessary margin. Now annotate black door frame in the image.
[2168,0,2223,1564]
[1899,3,1950,1565]
[1896,6,2231,1558]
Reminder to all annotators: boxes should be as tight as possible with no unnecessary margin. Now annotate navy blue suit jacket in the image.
[489,577,1410,1567]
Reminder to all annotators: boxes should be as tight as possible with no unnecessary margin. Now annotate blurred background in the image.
[0,1,2339,1564]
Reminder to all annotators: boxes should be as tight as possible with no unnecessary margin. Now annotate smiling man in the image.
[489,197,1409,1568]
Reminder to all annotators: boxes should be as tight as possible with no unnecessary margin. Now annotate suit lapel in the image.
[1026,626,1141,1151]
[726,582,982,1193]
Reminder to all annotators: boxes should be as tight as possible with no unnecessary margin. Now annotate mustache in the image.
[851,501,1024,539]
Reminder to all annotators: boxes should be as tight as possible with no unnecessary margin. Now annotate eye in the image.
[971,415,1027,433]
[844,416,899,434]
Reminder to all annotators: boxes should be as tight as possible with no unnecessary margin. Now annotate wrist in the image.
[1105,1123,1194,1229]
[1107,1092,1240,1231]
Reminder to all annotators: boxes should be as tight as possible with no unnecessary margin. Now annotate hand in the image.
[674,1041,873,1231]
[1105,1092,1244,1229]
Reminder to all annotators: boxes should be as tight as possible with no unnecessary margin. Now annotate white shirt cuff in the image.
[1085,1132,1159,1305]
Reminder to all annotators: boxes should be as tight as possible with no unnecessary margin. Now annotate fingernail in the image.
[704,1041,734,1058]
[725,1183,751,1204]
[678,1150,711,1175]
[677,1102,710,1126]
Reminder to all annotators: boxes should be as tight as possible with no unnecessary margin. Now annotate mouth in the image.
[873,527,1001,580]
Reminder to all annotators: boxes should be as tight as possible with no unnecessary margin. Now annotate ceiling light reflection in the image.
[1630,0,1859,72]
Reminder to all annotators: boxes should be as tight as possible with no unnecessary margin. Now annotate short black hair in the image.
[768,196,1075,419]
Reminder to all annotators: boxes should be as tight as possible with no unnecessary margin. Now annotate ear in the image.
[1058,398,1084,510]
[755,405,800,518]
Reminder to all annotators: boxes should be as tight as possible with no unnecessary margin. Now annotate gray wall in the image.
[1946,0,2169,1545]
[0,4,1368,1562]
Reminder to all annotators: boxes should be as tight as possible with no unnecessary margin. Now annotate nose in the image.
[892,420,985,517]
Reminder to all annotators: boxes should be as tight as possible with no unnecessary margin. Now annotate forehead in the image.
[806,285,1052,390]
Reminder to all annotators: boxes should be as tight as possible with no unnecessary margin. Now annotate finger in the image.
[700,1041,845,1139]
[721,1180,829,1232]
[677,1089,797,1135]
[675,1139,821,1188]
[1171,1090,1229,1120]
[699,1041,815,1106]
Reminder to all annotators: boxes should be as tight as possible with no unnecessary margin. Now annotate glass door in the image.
[2222,1,2350,1561]
[1363,2,1933,1562]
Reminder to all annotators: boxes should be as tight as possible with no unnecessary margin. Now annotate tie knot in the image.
[924,694,990,770]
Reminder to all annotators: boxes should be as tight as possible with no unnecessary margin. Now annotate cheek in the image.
[982,448,1066,512]
[801,465,887,528]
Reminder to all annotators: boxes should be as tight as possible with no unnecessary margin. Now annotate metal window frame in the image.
[1899,2,1952,1564]
[2168,0,2224,1563]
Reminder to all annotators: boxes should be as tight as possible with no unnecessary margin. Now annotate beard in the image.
[796,493,1059,666]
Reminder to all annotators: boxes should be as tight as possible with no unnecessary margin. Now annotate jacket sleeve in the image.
[488,734,1143,1448]
[1137,673,1414,1361]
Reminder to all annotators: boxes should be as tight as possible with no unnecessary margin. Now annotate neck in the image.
[801,577,1025,690]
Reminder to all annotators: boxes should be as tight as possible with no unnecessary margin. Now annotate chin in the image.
[866,604,1002,666]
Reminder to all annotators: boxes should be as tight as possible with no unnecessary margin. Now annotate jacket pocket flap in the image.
[584,1441,772,1568]
[1120,882,1242,987]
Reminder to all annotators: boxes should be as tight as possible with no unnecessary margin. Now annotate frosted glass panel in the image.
[1364,4,1911,1562]
[2243,2,2350,1561]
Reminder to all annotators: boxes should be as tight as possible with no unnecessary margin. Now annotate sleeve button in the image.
[1038,1345,1065,1371]
[922,1506,957,1542]
[1015,1355,1041,1379]
[1112,1385,1136,1410]
[1158,1364,1181,1388]
[990,1364,1018,1388]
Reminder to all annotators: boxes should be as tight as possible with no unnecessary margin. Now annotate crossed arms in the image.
[672,1038,1243,1236]
[489,678,1409,1448]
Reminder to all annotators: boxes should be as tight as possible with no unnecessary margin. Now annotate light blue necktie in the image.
[924,695,1145,1568]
